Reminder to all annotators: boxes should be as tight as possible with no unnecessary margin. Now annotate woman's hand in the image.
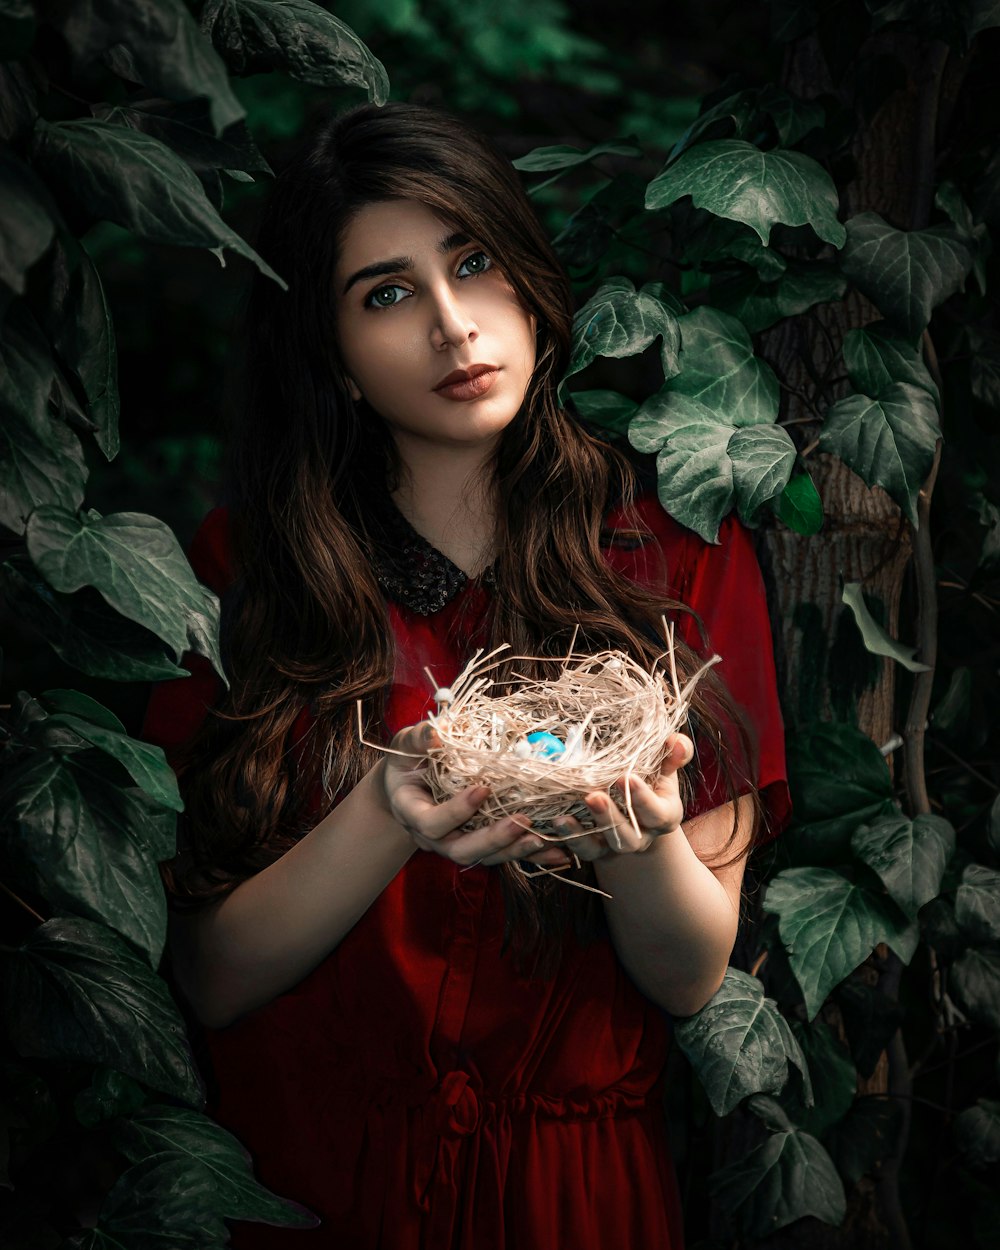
[380,720,567,868]
[549,732,694,863]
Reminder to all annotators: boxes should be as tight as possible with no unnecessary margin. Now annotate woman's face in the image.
[333,199,537,457]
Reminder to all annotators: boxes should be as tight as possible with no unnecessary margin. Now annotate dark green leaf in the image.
[74,1067,148,1128]
[842,582,930,672]
[919,897,964,962]
[1,918,201,1105]
[513,138,640,172]
[840,212,973,339]
[951,948,1000,1029]
[0,558,186,682]
[71,1153,226,1249]
[785,1018,855,1136]
[0,749,173,963]
[651,414,734,543]
[730,424,797,523]
[672,968,811,1116]
[562,278,680,392]
[115,1105,319,1225]
[756,84,826,146]
[785,723,895,864]
[954,1099,1000,1168]
[968,326,1000,409]
[569,390,638,437]
[31,118,286,288]
[818,382,940,525]
[0,311,88,533]
[825,1096,905,1184]
[851,813,954,918]
[45,713,182,811]
[777,472,824,535]
[97,97,272,178]
[709,1113,846,1235]
[40,687,126,731]
[713,260,846,334]
[0,149,56,293]
[677,210,788,281]
[646,139,846,248]
[25,507,224,678]
[956,863,1000,943]
[661,306,779,425]
[45,0,243,137]
[35,237,120,460]
[764,867,918,1019]
[835,978,903,1078]
[201,0,389,102]
[842,321,940,406]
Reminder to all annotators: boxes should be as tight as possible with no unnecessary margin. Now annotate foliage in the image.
[2,1,1000,1247]
[0,0,385,1240]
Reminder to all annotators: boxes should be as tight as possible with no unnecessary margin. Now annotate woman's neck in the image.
[390,441,497,578]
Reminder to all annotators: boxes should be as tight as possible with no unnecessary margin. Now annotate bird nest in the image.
[360,624,719,892]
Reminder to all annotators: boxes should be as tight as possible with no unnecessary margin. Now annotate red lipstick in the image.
[433,363,498,402]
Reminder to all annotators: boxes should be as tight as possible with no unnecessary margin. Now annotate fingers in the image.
[658,732,694,777]
[386,719,441,766]
[419,813,543,868]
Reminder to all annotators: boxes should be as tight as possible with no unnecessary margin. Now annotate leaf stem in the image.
[0,878,45,925]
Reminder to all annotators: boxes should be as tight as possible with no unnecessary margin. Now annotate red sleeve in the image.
[603,494,791,842]
[139,507,232,771]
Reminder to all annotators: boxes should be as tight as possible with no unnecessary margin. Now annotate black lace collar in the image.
[366,492,497,616]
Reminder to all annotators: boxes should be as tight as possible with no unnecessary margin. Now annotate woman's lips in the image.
[433,367,499,402]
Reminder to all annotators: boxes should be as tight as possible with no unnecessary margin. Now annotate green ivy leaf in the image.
[0,749,173,964]
[39,688,125,732]
[115,1105,319,1226]
[841,581,931,672]
[677,210,788,281]
[74,1067,148,1129]
[818,382,940,526]
[840,212,973,339]
[777,472,823,535]
[968,326,1000,410]
[954,1100,1000,1168]
[31,118,286,288]
[44,713,182,812]
[25,507,224,679]
[36,238,120,461]
[834,979,903,1079]
[784,723,895,864]
[646,139,846,248]
[46,0,243,138]
[709,1105,846,1236]
[956,864,1000,943]
[851,814,955,918]
[784,1018,856,1137]
[0,558,185,682]
[825,1096,905,1184]
[730,424,797,523]
[69,1153,226,1250]
[651,415,734,543]
[672,968,811,1116]
[569,390,638,437]
[562,278,680,393]
[713,260,846,334]
[950,948,1000,1029]
[0,148,56,293]
[1,918,202,1105]
[513,138,640,172]
[201,0,389,103]
[764,867,918,1019]
[842,321,940,407]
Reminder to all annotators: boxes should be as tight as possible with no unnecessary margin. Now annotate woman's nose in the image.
[429,285,478,351]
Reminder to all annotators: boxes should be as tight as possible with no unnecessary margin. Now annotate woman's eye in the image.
[457,251,492,278]
[366,284,409,309]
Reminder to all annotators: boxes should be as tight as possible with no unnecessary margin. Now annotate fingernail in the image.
[524,838,544,853]
[467,785,490,803]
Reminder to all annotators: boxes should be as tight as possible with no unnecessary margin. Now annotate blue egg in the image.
[526,731,565,759]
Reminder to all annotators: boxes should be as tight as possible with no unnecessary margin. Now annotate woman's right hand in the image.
[379,720,569,868]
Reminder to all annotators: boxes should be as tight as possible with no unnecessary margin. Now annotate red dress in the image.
[141,494,789,1250]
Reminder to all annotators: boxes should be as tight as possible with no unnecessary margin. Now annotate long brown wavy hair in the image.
[162,101,762,974]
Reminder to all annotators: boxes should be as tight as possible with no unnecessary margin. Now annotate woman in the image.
[142,101,789,1249]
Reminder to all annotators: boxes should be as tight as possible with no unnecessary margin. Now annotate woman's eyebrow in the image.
[341,231,472,294]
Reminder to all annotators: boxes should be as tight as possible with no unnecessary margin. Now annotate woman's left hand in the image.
[548,732,694,863]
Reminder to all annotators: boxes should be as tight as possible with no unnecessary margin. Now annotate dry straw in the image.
[360,623,719,894]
